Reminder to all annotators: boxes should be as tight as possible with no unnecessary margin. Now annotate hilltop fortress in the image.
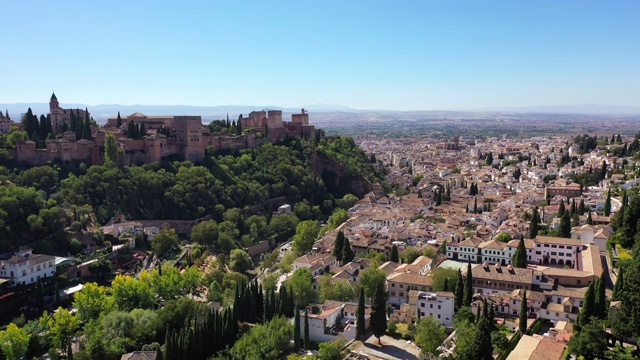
[14,94,317,165]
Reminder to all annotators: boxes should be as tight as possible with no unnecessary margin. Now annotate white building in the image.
[0,247,56,285]
[416,291,455,327]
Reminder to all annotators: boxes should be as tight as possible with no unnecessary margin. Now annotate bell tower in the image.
[50,92,60,112]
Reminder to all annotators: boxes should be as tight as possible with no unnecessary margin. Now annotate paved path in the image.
[350,335,421,360]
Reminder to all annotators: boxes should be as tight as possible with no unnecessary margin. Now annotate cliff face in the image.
[311,151,372,198]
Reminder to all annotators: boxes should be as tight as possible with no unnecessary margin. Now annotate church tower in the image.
[50,92,60,112]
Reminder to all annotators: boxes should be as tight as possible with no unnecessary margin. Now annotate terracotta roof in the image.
[472,263,533,285]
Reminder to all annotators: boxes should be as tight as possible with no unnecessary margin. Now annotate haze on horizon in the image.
[3,1,640,112]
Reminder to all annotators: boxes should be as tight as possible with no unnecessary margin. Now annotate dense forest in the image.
[0,135,384,254]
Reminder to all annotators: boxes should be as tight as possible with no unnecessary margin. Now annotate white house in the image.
[296,302,369,343]
[416,291,455,327]
[0,247,56,285]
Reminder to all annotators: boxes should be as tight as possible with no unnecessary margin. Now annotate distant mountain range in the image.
[1,102,639,124]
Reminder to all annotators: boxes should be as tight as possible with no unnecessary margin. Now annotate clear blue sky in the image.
[3,0,640,110]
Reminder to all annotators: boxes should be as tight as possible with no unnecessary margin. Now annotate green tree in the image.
[104,131,119,164]
[290,268,315,306]
[229,316,293,360]
[341,237,355,264]
[557,200,565,217]
[455,269,464,310]
[47,307,80,355]
[0,323,31,360]
[359,267,386,301]
[586,210,593,225]
[304,308,310,350]
[333,230,345,262]
[579,281,595,326]
[519,290,528,334]
[317,338,347,360]
[356,287,366,340]
[151,227,178,255]
[414,315,447,358]
[495,233,511,242]
[529,207,540,239]
[294,304,301,351]
[463,262,473,307]
[593,273,606,320]
[568,317,608,360]
[326,208,348,231]
[229,249,254,273]
[73,282,115,323]
[370,280,387,345]
[292,220,320,255]
[512,239,527,268]
[190,220,218,246]
[604,189,612,216]
[560,211,571,238]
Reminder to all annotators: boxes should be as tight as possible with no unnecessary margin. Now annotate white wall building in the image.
[0,247,56,285]
[416,291,455,327]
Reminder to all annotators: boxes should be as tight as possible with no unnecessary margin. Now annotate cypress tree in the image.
[519,290,528,334]
[333,231,344,262]
[164,328,174,360]
[370,281,387,346]
[390,244,399,263]
[560,211,571,238]
[473,197,478,214]
[586,211,593,225]
[474,301,493,360]
[578,199,586,214]
[341,238,355,265]
[529,206,540,239]
[594,273,606,320]
[116,111,122,127]
[256,284,264,322]
[294,305,301,351]
[356,287,366,340]
[463,262,473,307]
[304,308,310,350]
[67,341,73,360]
[612,267,623,301]
[455,269,464,310]
[558,200,565,217]
[579,281,596,326]
[443,277,449,292]
[512,239,527,268]
[570,198,576,215]
[236,119,242,135]
[604,189,612,216]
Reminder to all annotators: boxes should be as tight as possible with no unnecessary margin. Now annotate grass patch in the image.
[617,245,632,260]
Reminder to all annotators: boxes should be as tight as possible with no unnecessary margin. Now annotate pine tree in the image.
[604,189,612,216]
[463,262,473,307]
[356,287,366,340]
[341,238,355,265]
[294,305,301,351]
[455,269,464,310]
[304,308,310,350]
[370,281,387,345]
[512,239,527,268]
[333,231,344,262]
[519,290,528,334]
[390,244,399,263]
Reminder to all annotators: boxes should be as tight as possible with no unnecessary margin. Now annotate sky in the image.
[2,0,640,111]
